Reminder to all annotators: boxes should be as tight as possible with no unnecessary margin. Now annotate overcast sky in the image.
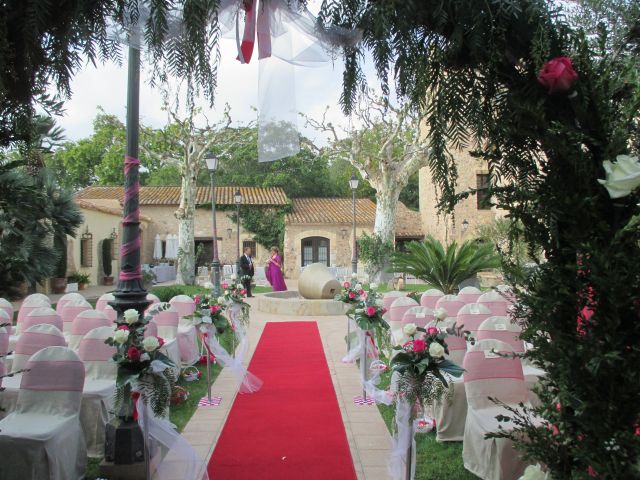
[54,1,377,147]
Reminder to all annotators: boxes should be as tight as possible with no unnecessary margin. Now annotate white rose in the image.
[520,465,548,480]
[142,336,160,352]
[375,298,384,307]
[403,323,417,336]
[355,283,362,291]
[113,329,130,344]
[434,307,448,321]
[231,274,237,280]
[225,290,230,295]
[351,272,358,279]
[236,283,244,289]
[598,154,640,199]
[428,342,445,358]
[217,296,226,304]
[123,309,139,325]
[140,353,150,362]
[204,281,213,290]
[369,283,378,290]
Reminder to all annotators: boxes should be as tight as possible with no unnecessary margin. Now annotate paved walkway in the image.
[180,294,393,480]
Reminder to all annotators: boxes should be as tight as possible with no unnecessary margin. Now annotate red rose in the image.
[157,336,165,347]
[240,289,247,295]
[551,424,560,436]
[366,306,377,316]
[587,466,597,477]
[413,339,426,352]
[348,292,356,299]
[555,402,562,412]
[127,346,141,362]
[194,295,200,305]
[427,326,439,336]
[343,281,350,288]
[222,282,229,289]
[634,424,640,437]
[117,325,130,331]
[402,340,414,352]
[358,289,364,295]
[210,305,219,313]
[537,56,578,93]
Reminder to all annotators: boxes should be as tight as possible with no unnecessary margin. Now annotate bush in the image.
[102,239,112,277]
[151,285,208,302]
[357,232,395,279]
[54,237,67,278]
[68,272,90,284]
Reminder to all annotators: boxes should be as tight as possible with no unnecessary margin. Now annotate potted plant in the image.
[51,238,67,294]
[142,270,156,290]
[68,272,90,290]
[103,239,114,286]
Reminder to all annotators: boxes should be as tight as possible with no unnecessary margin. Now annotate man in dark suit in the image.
[239,246,255,297]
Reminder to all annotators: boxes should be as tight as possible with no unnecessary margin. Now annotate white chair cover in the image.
[462,339,529,480]
[419,288,444,309]
[147,293,161,305]
[169,296,200,365]
[103,305,117,322]
[23,293,50,306]
[435,294,466,319]
[388,296,419,345]
[169,295,196,319]
[68,310,112,350]
[59,299,92,334]
[458,286,482,304]
[478,291,512,317]
[9,307,64,352]
[477,316,525,353]
[95,293,115,312]
[55,292,85,313]
[145,320,159,338]
[78,326,117,458]
[11,324,67,373]
[16,298,49,334]
[401,306,434,328]
[457,303,493,337]
[151,303,179,340]
[0,298,14,322]
[0,346,86,480]
[495,284,517,304]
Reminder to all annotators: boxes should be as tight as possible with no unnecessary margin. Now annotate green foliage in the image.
[390,236,500,294]
[102,239,113,277]
[54,237,68,279]
[322,0,640,476]
[357,232,395,279]
[475,218,541,269]
[0,161,82,297]
[68,272,90,284]
[226,204,292,251]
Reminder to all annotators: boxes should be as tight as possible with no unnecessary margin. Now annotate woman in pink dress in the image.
[265,246,287,292]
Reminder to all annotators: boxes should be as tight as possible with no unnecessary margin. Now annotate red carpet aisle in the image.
[208,321,358,480]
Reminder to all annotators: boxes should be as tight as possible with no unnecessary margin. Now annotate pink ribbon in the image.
[237,0,272,64]
[119,155,143,281]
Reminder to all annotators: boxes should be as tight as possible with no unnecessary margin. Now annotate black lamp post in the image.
[206,153,221,297]
[234,189,242,278]
[349,173,359,275]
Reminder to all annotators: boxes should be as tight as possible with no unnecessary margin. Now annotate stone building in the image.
[73,186,288,285]
[283,198,424,279]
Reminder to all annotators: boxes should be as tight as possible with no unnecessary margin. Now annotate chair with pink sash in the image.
[388,296,419,344]
[60,299,93,334]
[0,346,86,480]
[104,305,117,322]
[462,339,530,480]
[144,319,158,338]
[15,297,50,334]
[0,310,11,344]
[382,291,406,319]
[0,298,14,322]
[458,286,483,305]
[68,310,112,350]
[148,304,182,376]
[0,326,9,371]
[23,293,50,306]
[9,307,65,352]
[401,306,434,328]
[435,294,466,320]
[147,292,161,305]
[495,284,517,304]
[55,292,85,313]
[420,288,444,309]
[457,303,493,338]
[169,295,200,366]
[95,292,115,312]
[78,326,117,457]
[477,290,512,317]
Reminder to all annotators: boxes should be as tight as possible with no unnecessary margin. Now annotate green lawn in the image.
[151,284,271,301]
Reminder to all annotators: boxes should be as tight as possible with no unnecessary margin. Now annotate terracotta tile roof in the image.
[75,186,289,206]
[286,198,424,238]
[75,199,152,223]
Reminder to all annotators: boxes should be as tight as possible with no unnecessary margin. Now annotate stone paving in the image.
[180,294,393,480]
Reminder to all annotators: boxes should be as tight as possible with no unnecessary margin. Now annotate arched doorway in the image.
[301,236,330,267]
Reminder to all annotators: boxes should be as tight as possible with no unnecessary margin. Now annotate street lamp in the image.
[206,153,221,297]
[234,188,242,281]
[349,172,359,275]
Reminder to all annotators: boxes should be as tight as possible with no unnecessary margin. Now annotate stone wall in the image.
[419,148,502,244]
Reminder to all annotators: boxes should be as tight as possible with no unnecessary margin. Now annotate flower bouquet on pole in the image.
[221,280,250,331]
[334,274,367,354]
[388,325,464,480]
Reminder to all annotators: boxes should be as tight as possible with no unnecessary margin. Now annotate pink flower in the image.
[413,339,426,352]
[634,424,640,436]
[587,465,597,477]
[555,402,562,412]
[427,326,439,336]
[348,292,356,299]
[240,289,247,296]
[222,282,229,289]
[127,346,141,362]
[210,305,219,314]
[157,336,165,348]
[117,325,130,331]
[551,424,560,436]
[343,281,351,288]
[537,57,578,93]
[402,340,414,352]
[358,289,364,295]
[194,295,200,305]
[366,306,377,316]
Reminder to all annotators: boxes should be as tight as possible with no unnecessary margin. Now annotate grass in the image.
[374,358,478,480]
[151,284,272,302]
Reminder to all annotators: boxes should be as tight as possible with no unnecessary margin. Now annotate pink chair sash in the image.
[402,311,435,327]
[104,306,117,321]
[435,298,466,317]
[478,300,510,317]
[463,350,524,382]
[144,321,158,338]
[420,294,443,309]
[17,305,42,325]
[15,331,66,355]
[169,299,196,318]
[458,293,482,304]
[457,312,491,334]
[153,310,179,327]
[21,359,85,391]
[70,316,112,336]
[22,313,64,332]
[389,303,417,323]
[446,335,468,351]
[477,330,525,352]
[95,296,114,312]
[383,293,404,312]
[78,338,117,362]
[61,305,92,324]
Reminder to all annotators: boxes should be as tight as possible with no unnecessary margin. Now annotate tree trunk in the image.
[175,170,196,285]
[371,178,401,284]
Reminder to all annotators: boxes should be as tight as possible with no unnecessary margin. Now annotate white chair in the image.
[148,305,182,376]
[68,310,111,350]
[56,292,85,313]
[78,326,117,458]
[401,306,434,328]
[22,293,50,306]
[9,307,64,352]
[382,291,405,320]
[169,295,200,365]
[462,339,530,480]
[457,303,493,337]
[103,305,117,322]
[478,291,512,317]
[147,293,161,306]
[420,288,444,309]
[0,346,87,480]
[458,286,483,304]
[0,298,13,322]
[15,297,49,334]
[435,294,466,320]
[95,293,115,312]
[388,296,419,344]
[59,299,93,334]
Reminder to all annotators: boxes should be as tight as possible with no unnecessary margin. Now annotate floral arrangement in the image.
[221,280,250,328]
[105,308,176,418]
[189,294,230,334]
[334,275,365,305]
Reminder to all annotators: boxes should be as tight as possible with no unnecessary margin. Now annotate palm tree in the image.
[390,236,501,294]
[24,115,65,176]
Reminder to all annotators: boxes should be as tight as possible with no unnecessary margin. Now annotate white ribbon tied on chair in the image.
[388,398,417,480]
[218,0,361,162]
